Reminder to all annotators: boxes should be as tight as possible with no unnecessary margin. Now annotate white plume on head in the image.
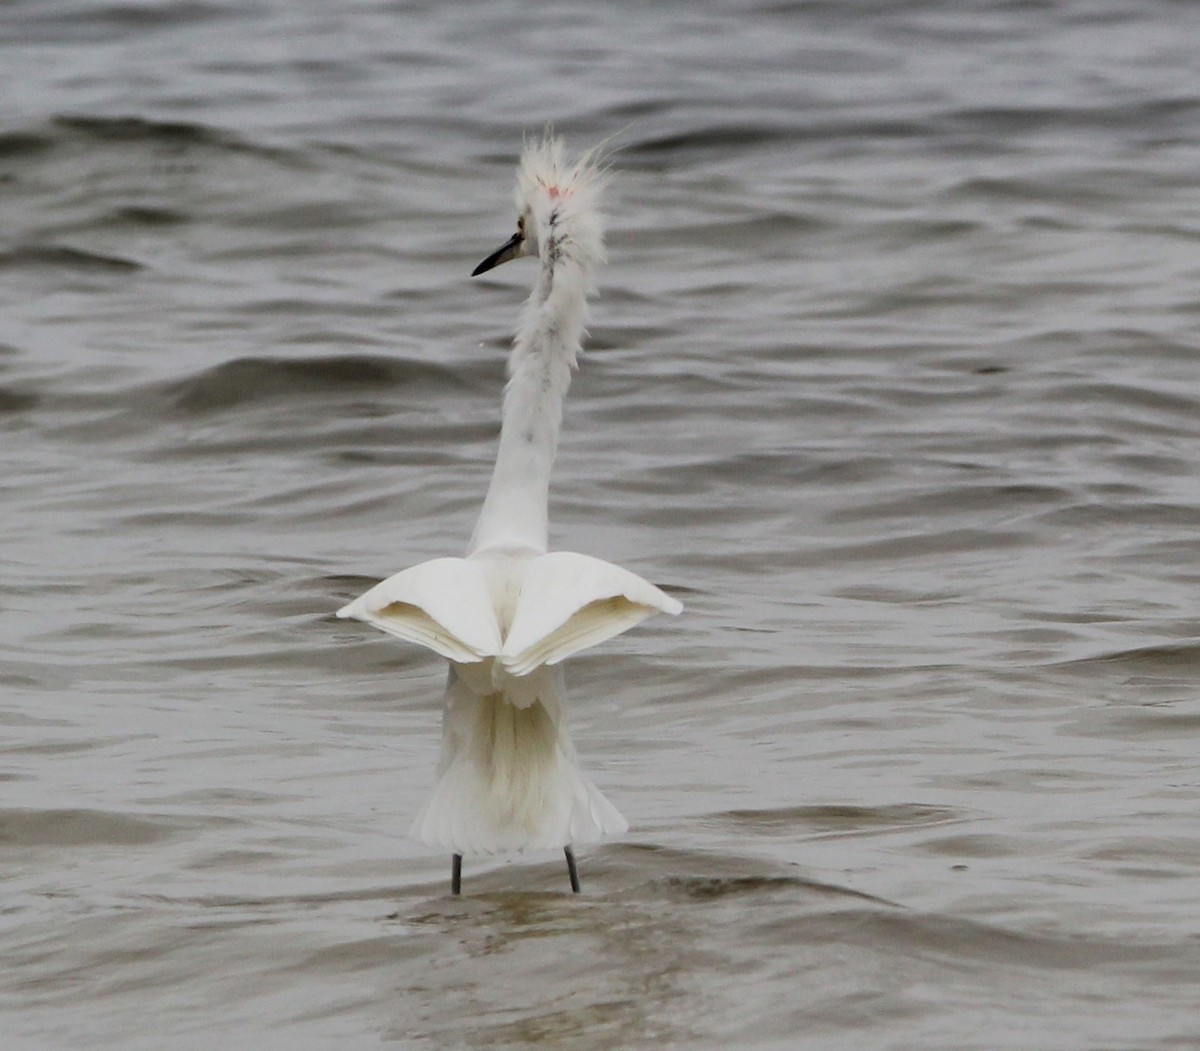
[504,135,608,393]
[516,134,607,279]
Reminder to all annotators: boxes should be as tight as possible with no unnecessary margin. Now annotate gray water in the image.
[3,1,1200,1047]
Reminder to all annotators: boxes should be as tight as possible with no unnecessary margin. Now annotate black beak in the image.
[472,231,522,276]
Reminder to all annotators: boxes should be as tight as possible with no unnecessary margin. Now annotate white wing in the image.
[337,557,502,663]
[501,551,682,676]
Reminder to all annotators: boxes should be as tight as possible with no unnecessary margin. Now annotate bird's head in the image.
[472,134,606,278]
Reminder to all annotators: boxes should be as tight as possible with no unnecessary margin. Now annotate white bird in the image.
[338,135,681,894]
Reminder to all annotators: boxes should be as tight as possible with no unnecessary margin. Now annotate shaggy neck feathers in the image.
[469,142,605,556]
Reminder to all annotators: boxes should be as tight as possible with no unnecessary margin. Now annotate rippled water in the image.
[4,1,1200,1047]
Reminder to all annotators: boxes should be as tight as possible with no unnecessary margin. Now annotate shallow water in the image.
[3,0,1200,1047]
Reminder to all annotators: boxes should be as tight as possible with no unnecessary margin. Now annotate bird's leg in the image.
[564,847,581,893]
[451,853,463,896]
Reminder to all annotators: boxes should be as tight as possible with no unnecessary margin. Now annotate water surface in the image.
[3,1,1200,1047]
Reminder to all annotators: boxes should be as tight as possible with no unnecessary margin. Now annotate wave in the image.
[0,244,143,273]
[163,353,483,414]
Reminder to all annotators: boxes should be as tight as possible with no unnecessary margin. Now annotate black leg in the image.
[451,853,463,896]
[564,846,581,893]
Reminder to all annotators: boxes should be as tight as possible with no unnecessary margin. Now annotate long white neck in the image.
[468,238,591,555]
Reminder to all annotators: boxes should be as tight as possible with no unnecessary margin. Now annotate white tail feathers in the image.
[410,679,629,853]
[338,550,681,674]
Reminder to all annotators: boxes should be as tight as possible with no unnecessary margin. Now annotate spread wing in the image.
[337,557,502,663]
[501,552,682,676]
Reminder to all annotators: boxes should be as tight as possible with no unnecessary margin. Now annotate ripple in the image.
[1062,642,1200,674]
[0,386,38,413]
[0,808,174,848]
[51,113,244,150]
[164,354,477,414]
[712,803,964,837]
[0,245,142,272]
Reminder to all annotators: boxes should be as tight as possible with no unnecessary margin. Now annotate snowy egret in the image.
[338,136,681,894]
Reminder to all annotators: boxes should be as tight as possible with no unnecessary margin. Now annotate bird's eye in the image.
[517,217,525,237]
